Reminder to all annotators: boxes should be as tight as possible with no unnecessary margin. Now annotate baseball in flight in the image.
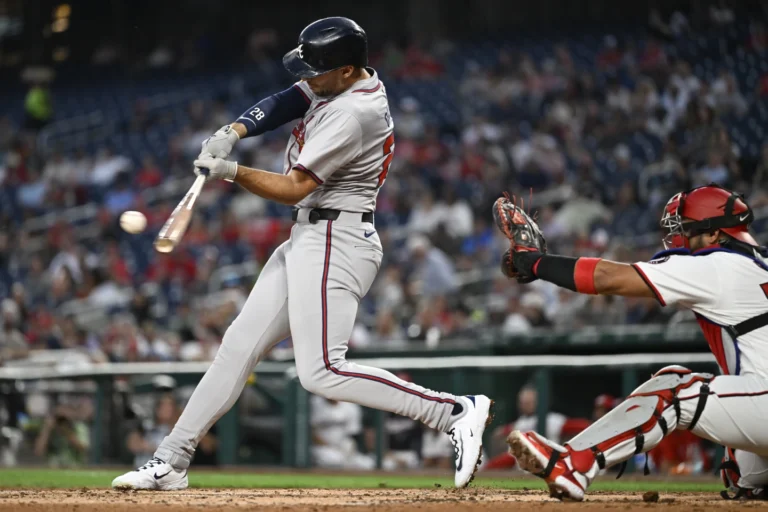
[119,210,147,234]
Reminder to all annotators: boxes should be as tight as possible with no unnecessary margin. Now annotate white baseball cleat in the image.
[111,457,188,490]
[449,395,494,488]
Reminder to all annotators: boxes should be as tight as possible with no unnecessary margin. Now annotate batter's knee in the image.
[216,326,259,368]
[296,360,342,398]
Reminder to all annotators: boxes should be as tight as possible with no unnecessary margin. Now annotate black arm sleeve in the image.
[513,251,579,291]
[236,85,311,138]
[533,254,579,292]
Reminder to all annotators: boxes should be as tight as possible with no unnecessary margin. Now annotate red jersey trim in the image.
[631,263,666,306]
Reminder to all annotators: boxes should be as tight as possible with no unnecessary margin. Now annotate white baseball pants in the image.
[155,211,457,469]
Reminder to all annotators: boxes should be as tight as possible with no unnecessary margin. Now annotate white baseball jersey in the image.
[285,69,394,213]
[633,248,768,378]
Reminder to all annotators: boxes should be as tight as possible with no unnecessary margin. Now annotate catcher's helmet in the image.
[660,183,757,249]
[283,17,368,79]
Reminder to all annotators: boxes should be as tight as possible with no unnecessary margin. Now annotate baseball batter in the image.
[492,184,768,501]
[112,17,492,490]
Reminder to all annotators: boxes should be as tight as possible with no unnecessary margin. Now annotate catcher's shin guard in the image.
[511,366,713,500]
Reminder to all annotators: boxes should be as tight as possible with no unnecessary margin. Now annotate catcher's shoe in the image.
[507,431,598,501]
[112,457,188,490]
[449,395,494,488]
[719,448,768,500]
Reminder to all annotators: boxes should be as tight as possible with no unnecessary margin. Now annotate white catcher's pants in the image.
[155,212,457,469]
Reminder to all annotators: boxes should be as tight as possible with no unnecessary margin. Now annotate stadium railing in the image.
[0,352,719,470]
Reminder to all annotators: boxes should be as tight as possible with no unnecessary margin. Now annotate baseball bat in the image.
[153,174,206,253]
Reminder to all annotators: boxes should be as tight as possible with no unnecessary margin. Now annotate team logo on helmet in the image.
[297,44,304,59]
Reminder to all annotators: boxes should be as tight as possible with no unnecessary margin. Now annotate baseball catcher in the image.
[494,184,768,501]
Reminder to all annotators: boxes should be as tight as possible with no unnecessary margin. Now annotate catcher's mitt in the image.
[493,193,547,282]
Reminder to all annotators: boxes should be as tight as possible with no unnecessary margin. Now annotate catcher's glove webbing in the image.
[493,193,547,283]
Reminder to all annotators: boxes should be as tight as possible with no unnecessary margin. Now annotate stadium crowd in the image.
[2,12,768,367]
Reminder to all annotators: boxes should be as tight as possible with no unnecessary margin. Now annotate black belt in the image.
[291,208,374,224]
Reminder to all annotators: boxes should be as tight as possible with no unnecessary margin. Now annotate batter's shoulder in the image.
[336,86,387,116]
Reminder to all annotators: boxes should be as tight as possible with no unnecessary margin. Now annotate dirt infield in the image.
[1,488,767,511]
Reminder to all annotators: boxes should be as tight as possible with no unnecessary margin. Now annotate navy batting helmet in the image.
[283,17,368,78]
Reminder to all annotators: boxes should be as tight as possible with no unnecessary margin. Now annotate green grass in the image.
[0,468,722,492]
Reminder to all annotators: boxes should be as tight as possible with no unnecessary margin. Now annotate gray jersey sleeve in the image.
[294,81,315,104]
[293,109,363,184]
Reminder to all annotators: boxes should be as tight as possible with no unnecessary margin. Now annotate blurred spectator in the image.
[648,430,708,475]
[438,187,473,239]
[0,300,28,364]
[395,42,445,79]
[592,394,618,420]
[48,238,82,286]
[660,83,690,125]
[502,292,552,335]
[670,60,700,98]
[375,266,405,312]
[42,152,78,185]
[310,395,374,470]
[485,386,590,470]
[711,73,748,117]
[363,372,427,470]
[581,295,627,327]
[710,2,735,26]
[421,428,454,470]
[104,173,137,214]
[596,35,623,71]
[604,144,640,203]
[136,155,163,188]
[126,394,180,466]
[611,183,647,236]
[493,386,567,446]
[639,37,668,75]
[369,309,406,346]
[394,97,426,139]
[606,78,631,113]
[552,189,612,237]
[406,235,458,297]
[692,150,730,187]
[33,403,90,467]
[639,141,687,208]
[748,21,767,53]
[147,41,174,69]
[90,148,131,187]
[407,190,446,235]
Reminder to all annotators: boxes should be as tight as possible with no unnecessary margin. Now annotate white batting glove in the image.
[200,125,240,159]
[193,156,238,182]
[194,125,240,177]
